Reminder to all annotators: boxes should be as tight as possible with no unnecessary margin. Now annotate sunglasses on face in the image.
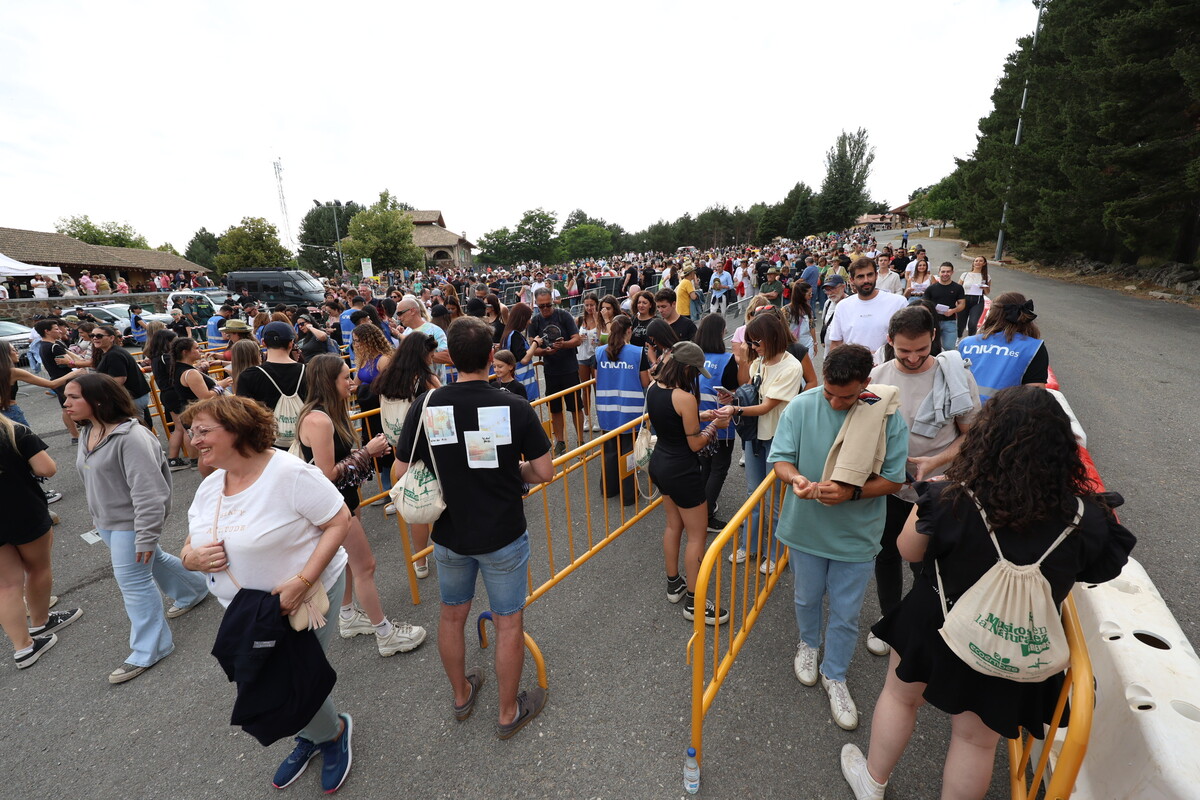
[747,338,762,348]
[536,303,553,309]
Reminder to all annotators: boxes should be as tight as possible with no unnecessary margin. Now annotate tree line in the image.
[908,0,1200,267]
[477,128,886,265]
[55,190,427,278]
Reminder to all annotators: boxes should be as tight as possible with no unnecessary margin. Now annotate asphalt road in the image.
[2,236,1195,800]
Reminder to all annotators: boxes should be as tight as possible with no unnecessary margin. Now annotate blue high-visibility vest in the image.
[958,332,1043,404]
[206,315,226,348]
[339,309,357,367]
[130,312,147,345]
[505,331,539,401]
[698,352,735,440]
[595,344,644,432]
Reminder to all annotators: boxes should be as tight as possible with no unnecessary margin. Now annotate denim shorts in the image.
[434,532,530,616]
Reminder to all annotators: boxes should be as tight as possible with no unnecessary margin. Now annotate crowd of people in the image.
[0,231,1136,798]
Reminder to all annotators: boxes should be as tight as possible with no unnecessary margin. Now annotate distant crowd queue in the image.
[1,231,1134,798]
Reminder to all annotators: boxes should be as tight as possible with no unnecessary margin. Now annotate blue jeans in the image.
[97,529,208,667]
[789,549,875,682]
[434,532,530,616]
[742,439,775,554]
[1,404,29,426]
[298,569,348,744]
[938,319,958,351]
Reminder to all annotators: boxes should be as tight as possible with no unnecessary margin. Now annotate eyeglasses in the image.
[746,338,762,348]
[536,303,553,309]
[89,333,109,339]
[187,425,224,440]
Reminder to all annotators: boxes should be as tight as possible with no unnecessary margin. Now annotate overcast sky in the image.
[1,0,1036,255]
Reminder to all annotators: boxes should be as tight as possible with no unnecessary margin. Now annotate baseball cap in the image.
[262,321,296,348]
[668,341,711,378]
[822,275,846,287]
[430,304,450,319]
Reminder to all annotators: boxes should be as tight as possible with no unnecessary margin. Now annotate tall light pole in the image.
[314,199,346,274]
[995,0,1048,262]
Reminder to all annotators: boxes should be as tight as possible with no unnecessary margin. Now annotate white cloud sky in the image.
[0,0,1035,254]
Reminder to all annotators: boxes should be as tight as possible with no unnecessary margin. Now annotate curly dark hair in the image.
[942,385,1091,532]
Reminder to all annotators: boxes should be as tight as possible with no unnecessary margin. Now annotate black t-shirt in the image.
[491,377,528,400]
[668,315,698,343]
[695,266,714,294]
[96,347,151,398]
[396,381,551,555]
[296,333,329,363]
[630,316,653,348]
[527,309,579,376]
[0,423,51,545]
[40,340,73,381]
[236,361,307,410]
[924,280,965,312]
[167,320,190,339]
[622,266,639,291]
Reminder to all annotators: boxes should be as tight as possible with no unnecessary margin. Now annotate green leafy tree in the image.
[785,186,817,239]
[184,227,220,270]
[298,200,363,275]
[908,175,960,225]
[339,192,425,274]
[155,242,180,256]
[213,217,292,276]
[512,208,559,264]
[478,227,519,265]
[559,223,612,260]
[755,205,788,244]
[56,215,150,249]
[562,209,608,232]
[813,128,875,231]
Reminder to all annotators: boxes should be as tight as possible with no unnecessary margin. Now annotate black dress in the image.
[873,481,1136,739]
[646,383,704,509]
[299,404,359,512]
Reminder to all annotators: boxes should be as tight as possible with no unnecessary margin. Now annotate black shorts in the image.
[649,453,706,509]
[544,371,581,413]
[52,385,67,408]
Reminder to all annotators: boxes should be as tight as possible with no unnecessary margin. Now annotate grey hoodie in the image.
[76,419,172,552]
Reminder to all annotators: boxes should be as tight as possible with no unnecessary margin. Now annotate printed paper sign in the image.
[465,431,499,469]
[425,406,458,445]
[477,406,512,445]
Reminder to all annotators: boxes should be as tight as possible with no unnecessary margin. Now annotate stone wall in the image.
[0,292,170,326]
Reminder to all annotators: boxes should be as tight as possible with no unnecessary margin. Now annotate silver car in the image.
[0,320,33,366]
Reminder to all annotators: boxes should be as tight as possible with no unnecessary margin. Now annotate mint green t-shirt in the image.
[767,386,909,562]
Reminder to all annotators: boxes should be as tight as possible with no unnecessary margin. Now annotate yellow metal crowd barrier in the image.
[684,472,1096,797]
[1008,594,1094,800]
[686,472,789,775]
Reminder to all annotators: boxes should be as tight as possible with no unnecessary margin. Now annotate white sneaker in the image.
[413,559,429,579]
[821,673,859,730]
[793,641,818,686]
[840,743,886,800]
[384,502,398,516]
[376,620,427,656]
[728,548,747,564]
[867,631,890,656]
[338,607,375,639]
[759,558,776,575]
[738,454,745,467]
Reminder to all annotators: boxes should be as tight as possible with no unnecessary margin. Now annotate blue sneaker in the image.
[319,713,353,793]
[272,736,318,789]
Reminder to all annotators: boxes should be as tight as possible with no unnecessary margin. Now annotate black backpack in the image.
[733,373,762,445]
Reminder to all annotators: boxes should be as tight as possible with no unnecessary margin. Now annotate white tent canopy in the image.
[0,251,62,277]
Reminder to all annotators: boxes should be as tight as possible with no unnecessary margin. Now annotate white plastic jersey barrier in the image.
[1071,557,1200,799]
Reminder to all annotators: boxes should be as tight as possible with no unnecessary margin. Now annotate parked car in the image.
[224,269,325,307]
[73,303,172,346]
[0,320,33,366]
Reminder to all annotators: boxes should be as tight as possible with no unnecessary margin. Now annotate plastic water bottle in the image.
[684,747,700,794]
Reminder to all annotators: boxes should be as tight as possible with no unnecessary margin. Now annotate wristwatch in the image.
[851,486,863,501]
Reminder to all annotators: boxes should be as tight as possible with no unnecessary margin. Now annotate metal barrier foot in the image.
[475,612,549,691]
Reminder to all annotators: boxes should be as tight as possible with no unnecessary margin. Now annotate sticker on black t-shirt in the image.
[465,431,498,469]
[477,406,512,445]
[424,406,458,445]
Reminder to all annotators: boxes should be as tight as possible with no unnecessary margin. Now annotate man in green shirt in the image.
[768,345,908,731]
[758,266,785,308]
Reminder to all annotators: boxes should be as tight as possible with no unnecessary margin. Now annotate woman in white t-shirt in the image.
[957,256,991,337]
[722,313,807,572]
[905,259,933,302]
[30,275,49,299]
[575,293,603,432]
[181,394,354,789]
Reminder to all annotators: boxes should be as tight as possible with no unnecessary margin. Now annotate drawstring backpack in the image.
[935,486,1084,683]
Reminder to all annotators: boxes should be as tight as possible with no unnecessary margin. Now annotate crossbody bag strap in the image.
[406,388,442,486]
[209,491,241,590]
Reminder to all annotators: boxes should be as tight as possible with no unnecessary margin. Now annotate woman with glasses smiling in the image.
[65,373,208,684]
